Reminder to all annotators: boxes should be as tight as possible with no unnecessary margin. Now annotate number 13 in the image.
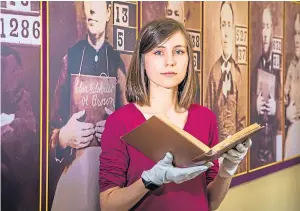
[114,3,129,27]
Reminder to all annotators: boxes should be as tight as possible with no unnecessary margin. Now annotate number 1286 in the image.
[0,13,40,45]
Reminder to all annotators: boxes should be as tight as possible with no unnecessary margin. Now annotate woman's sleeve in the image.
[206,113,220,185]
[99,114,129,192]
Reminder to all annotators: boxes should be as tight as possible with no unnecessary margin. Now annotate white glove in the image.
[141,152,213,185]
[218,139,252,178]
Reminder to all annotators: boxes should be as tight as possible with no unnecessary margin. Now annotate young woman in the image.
[99,18,251,211]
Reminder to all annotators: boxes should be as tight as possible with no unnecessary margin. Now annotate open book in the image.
[121,115,264,167]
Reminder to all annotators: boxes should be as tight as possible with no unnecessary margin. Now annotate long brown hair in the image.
[125,18,196,108]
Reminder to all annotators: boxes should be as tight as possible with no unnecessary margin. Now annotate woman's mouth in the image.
[160,72,177,77]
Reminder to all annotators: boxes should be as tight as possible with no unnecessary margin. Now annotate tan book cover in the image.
[256,68,276,101]
[70,74,116,147]
[121,115,264,167]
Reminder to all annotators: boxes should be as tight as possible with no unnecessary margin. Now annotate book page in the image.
[212,123,263,153]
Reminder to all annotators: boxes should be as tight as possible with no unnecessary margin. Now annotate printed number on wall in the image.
[236,26,247,46]
[0,14,40,45]
[188,31,201,51]
[193,52,198,70]
[114,3,129,27]
[237,46,247,65]
[5,1,32,12]
[272,53,281,70]
[116,28,125,51]
[272,38,282,54]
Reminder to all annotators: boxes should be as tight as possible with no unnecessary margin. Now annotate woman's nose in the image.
[165,52,176,66]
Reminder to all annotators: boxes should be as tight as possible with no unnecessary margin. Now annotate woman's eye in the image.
[154,51,163,55]
[175,49,185,55]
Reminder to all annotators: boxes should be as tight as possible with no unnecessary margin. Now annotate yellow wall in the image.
[217,164,300,211]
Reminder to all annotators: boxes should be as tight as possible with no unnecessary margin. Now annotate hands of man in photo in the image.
[222,75,231,98]
[141,152,214,186]
[286,100,300,123]
[59,110,95,149]
[257,93,276,116]
[218,138,252,178]
[256,92,266,115]
[95,107,113,143]
[265,95,276,116]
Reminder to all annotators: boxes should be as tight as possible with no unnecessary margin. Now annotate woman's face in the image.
[144,31,189,90]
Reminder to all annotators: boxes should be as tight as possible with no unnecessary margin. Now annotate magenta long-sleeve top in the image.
[99,103,220,211]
